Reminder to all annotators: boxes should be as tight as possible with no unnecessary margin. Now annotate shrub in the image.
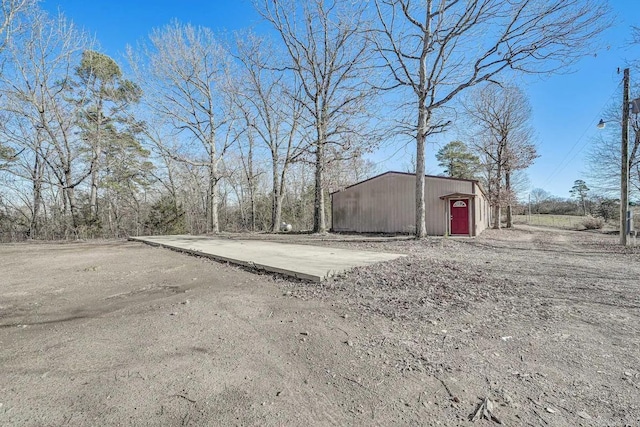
[581,215,604,230]
[595,198,618,222]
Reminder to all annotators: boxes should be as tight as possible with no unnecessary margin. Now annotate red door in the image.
[450,199,469,235]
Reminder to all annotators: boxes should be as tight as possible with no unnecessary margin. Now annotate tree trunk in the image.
[89,154,99,220]
[271,193,282,233]
[414,3,430,239]
[274,192,284,232]
[492,145,503,229]
[273,159,291,233]
[108,198,115,236]
[30,187,41,238]
[207,148,220,234]
[492,204,501,229]
[271,152,281,233]
[89,96,104,221]
[313,128,326,233]
[65,185,79,231]
[505,170,512,228]
[415,104,428,238]
[632,129,639,191]
[415,132,426,238]
[29,153,43,238]
[163,157,182,230]
[208,171,220,234]
[89,140,101,221]
[493,184,502,230]
[248,134,256,232]
[134,195,141,237]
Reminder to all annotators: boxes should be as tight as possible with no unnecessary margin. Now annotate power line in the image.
[539,83,622,189]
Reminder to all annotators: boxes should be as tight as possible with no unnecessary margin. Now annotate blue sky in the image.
[41,0,640,198]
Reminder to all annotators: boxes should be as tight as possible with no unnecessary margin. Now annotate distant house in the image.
[331,171,491,236]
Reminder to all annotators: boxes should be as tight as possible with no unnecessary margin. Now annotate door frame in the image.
[448,198,471,236]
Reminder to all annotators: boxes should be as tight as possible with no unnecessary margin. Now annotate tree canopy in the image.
[436,141,480,180]
[0,0,613,240]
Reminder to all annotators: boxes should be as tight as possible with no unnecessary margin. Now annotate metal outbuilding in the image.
[331,171,491,236]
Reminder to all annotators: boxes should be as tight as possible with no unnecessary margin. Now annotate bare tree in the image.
[587,31,640,201]
[257,0,378,233]
[129,21,236,233]
[466,84,538,228]
[234,33,305,232]
[0,9,93,235]
[530,188,550,214]
[0,0,36,170]
[324,155,379,193]
[374,0,610,237]
[239,119,259,232]
[585,131,627,198]
[633,26,640,70]
[0,0,34,55]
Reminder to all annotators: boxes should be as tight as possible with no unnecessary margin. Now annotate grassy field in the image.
[514,207,640,231]
[512,214,595,230]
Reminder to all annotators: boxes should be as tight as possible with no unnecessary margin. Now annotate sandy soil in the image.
[1,226,639,426]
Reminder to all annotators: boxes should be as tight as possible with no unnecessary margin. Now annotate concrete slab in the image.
[130,235,405,282]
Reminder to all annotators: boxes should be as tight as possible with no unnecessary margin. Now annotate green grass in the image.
[512,214,589,230]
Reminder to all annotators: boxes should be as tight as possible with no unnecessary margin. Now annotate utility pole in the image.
[621,68,630,246]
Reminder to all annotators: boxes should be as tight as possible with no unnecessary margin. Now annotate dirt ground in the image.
[1,226,639,426]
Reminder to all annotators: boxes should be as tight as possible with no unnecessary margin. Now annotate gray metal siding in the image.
[424,176,473,235]
[332,174,415,233]
[332,172,489,236]
[474,189,490,235]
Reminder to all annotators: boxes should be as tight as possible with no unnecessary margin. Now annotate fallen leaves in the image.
[469,397,502,424]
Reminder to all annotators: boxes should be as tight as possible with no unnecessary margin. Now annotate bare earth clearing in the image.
[1,226,639,426]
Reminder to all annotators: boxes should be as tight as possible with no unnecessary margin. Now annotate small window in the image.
[453,201,467,208]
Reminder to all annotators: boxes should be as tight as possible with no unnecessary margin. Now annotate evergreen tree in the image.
[75,50,142,225]
[570,179,590,215]
[436,141,480,179]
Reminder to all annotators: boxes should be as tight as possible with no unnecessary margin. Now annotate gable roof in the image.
[331,171,482,195]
